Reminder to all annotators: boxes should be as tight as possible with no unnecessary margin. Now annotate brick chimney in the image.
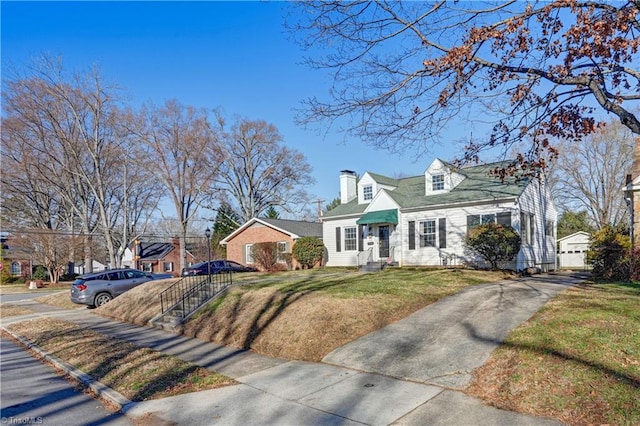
[340,170,357,204]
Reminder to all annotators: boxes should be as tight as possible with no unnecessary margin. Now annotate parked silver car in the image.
[70,268,153,307]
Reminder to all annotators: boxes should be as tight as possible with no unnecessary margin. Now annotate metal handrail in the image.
[160,271,233,317]
[357,247,374,266]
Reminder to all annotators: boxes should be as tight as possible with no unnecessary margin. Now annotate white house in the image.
[74,260,107,275]
[321,159,557,272]
[557,231,590,270]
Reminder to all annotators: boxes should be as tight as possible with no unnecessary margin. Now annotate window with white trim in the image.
[10,262,21,276]
[419,220,436,247]
[246,244,255,263]
[344,227,357,251]
[277,241,288,263]
[432,174,445,191]
[363,185,373,201]
[141,263,152,272]
[545,220,555,237]
[467,212,511,231]
[163,262,173,272]
[520,212,535,245]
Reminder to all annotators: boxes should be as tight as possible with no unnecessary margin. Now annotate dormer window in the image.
[432,175,445,191]
[363,185,373,201]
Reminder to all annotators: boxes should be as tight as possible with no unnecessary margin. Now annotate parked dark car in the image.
[147,272,175,280]
[181,260,258,276]
[70,268,153,308]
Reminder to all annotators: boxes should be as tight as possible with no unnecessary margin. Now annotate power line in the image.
[1,228,217,240]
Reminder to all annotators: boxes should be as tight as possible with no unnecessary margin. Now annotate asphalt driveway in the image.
[323,272,587,388]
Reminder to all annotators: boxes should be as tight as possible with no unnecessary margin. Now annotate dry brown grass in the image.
[94,278,180,325]
[0,303,36,318]
[182,289,389,361]
[6,318,236,401]
[0,283,69,294]
[34,292,79,309]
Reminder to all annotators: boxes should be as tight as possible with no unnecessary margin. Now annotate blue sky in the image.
[1,1,466,217]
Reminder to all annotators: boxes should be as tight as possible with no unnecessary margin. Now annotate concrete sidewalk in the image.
[0,273,584,425]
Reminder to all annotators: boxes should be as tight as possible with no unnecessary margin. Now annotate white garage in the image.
[557,231,591,270]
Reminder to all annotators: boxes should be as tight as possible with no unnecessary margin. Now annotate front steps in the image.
[150,283,230,332]
[359,261,397,273]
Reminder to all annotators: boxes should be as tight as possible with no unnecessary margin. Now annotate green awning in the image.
[356,209,398,225]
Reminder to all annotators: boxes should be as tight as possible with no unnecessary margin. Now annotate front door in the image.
[378,225,390,258]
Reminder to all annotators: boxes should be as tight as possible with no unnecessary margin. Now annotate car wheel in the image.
[94,292,112,307]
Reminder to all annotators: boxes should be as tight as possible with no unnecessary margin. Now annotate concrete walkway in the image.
[323,272,588,389]
[1,272,586,425]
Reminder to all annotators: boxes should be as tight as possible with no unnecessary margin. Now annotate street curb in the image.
[2,326,134,411]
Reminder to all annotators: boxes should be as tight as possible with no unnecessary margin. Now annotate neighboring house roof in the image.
[324,160,528,218]
[139,242,175,261]
[220,217,323,244]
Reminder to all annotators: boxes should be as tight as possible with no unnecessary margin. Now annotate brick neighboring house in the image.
[1,234,31,278]
[123,238,197,276]
[221,218,323,270]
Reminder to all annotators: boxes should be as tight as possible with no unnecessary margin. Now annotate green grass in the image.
[245,267,510,297]
[195,268,513,321]
[469,280,640,425]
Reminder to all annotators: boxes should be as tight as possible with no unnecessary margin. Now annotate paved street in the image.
[0,336,132,426]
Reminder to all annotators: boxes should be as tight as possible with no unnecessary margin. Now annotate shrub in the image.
[280,252,293,270]
[292,237,325,269]
[630,246,640,281]
[464,223,521,270]
[1,275,25,284]
[33,265,47,280]
[587,225,631,281]
[252,242,282,272]
[59,272,79,282]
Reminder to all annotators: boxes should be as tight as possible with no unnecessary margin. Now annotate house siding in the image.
[516,179,557,271]
[323,217,362,266]
[400,202,518,267]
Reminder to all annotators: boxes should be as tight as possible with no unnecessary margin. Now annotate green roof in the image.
[324,160,527,219]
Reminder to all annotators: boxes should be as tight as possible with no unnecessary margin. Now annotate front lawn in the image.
[467,280,640,425]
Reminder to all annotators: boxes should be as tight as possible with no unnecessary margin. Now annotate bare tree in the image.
[1,116,63,231]
[1,65,100,272]
[132,100,222,271]
[7,229,82,283]
[289,1,640,174]
[1,55,158,269]
[213,117,314,223]
[553,120,634,228]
